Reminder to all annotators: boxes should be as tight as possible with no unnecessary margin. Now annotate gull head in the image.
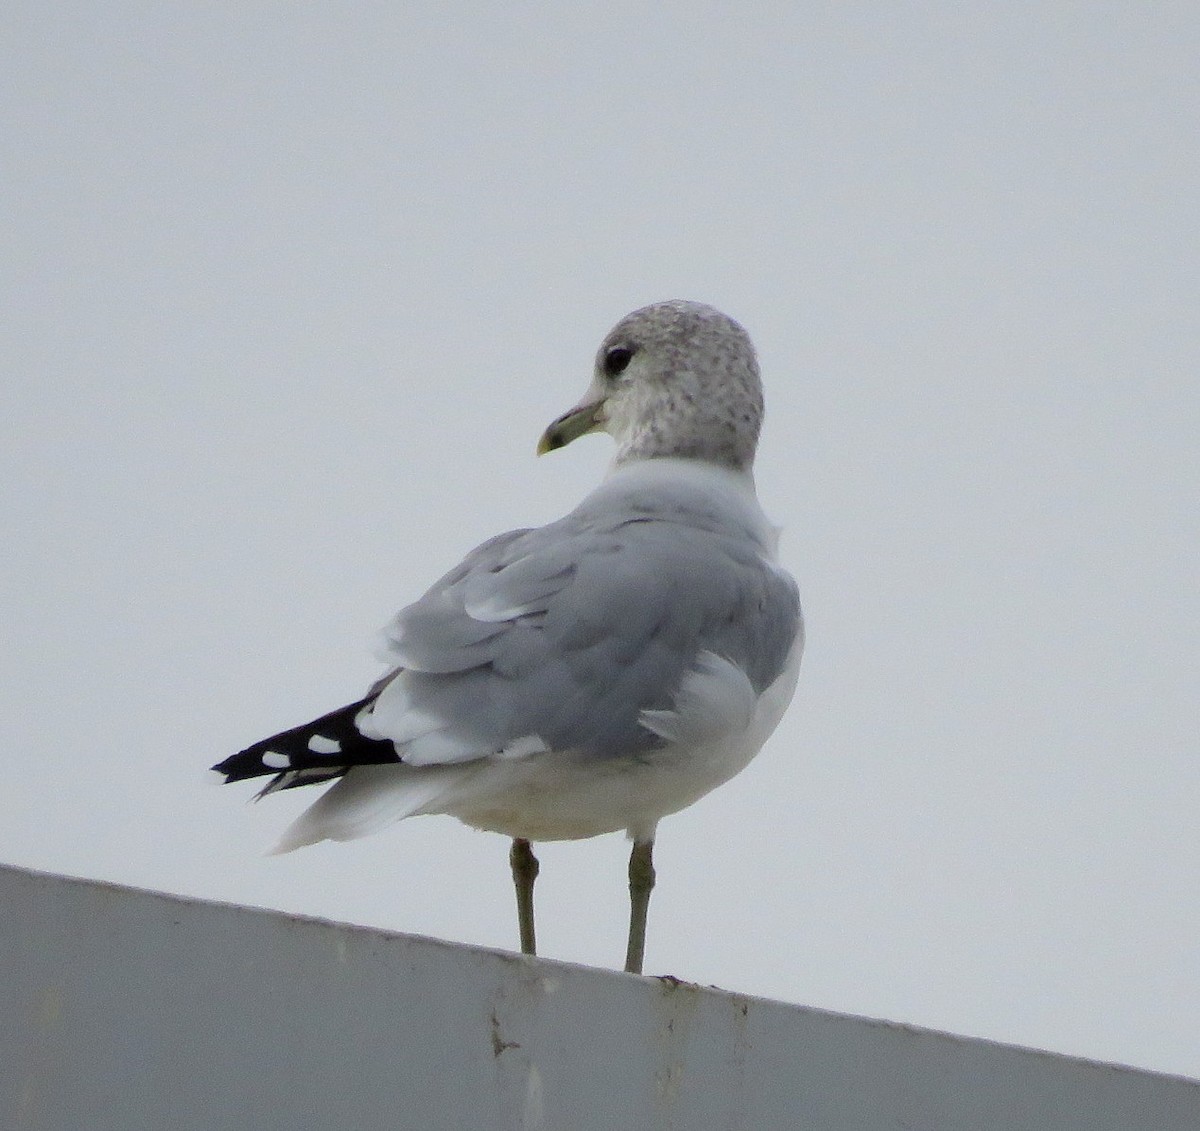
[538,300,763,472]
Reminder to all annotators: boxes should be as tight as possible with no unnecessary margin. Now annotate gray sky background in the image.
[4,2,1198,1078]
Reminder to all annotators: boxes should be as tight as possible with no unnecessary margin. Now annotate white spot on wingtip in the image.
[355,705,383,739]
[261,750,290,769]
[307,734,341,754]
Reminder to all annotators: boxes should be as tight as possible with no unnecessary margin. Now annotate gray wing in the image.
[367,507,801,765]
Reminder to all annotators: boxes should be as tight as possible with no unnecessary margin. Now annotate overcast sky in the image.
[3,2,1198,1079]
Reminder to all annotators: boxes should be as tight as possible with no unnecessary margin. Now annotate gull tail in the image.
[269,763,472,853]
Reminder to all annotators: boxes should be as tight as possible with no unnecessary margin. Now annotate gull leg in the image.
[624,838,656,974]
[510,837,539,956]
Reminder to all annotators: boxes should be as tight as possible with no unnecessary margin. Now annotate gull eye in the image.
[603,345,635,378]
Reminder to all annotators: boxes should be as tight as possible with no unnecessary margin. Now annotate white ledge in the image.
[3,863,1197,1130]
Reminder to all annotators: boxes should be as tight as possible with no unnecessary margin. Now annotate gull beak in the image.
[537,392,607,455]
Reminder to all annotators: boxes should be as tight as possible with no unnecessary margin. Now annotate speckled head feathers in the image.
[596,301,763,471]
[539,300,764,472]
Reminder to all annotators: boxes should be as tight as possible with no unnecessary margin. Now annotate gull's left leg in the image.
[624,837,656,974]
[510,837,540,956]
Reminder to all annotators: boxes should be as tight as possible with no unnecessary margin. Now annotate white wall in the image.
[4,864,1198,1131]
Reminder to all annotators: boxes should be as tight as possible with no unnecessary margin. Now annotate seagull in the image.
[213,300,803,974]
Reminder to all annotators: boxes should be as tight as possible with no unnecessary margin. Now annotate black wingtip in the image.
[214,694,401,790]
